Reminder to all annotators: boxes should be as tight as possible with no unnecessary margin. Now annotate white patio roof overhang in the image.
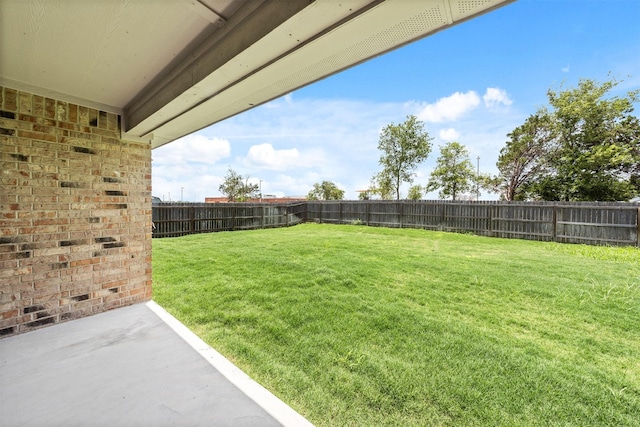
[0,0,514,149]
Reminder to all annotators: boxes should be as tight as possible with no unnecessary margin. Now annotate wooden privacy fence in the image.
[153,201,640,247]
[152,202,306,238]
[307,201,640,247]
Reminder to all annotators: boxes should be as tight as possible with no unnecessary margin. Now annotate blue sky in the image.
[152,0,640,202]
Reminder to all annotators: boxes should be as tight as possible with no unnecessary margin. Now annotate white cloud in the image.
[562,65,570,73]
[439,128,460,141]
[416,91,480,123]
[264,93,294,109]
[152,94,524,202]
[244,143,302,170]
[271,172,322,197]
[483,87,513,109]
[151,134,233,202]
[153,134,231,165]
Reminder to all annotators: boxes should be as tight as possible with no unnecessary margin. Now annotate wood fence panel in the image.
[287,203,306,226]
[556,205,637,245]
[305,202,323,223]
[152,203,305,238]
[317,202,340,224]
[402,201,441,229]
[340,202,369,224]
[191,205,229,234]
[440,203,491,235]
[152,205,194,237]
[369,201,401,228]
[491,204,554,241]
[153,201,639,246]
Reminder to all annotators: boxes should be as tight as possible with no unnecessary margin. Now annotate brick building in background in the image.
[205,196,306,204]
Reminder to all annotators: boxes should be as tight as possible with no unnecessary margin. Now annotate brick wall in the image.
[0,87,152,337]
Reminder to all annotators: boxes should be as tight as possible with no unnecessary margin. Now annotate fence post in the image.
[261,205,265,229]
[399,201,404,228]
[339,202,343,224]
[232,205,236,231]
[490,204,496,237]
[285,206,289,227]
[637,207,640,248]
[552,205,558,242]
[366,201,370,226]
[190,206,195,235]
[319,202,323,224]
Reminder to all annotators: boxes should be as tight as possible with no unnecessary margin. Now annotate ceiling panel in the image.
[0,0,225,110]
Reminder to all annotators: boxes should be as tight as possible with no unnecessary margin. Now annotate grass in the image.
[153,223,640,426]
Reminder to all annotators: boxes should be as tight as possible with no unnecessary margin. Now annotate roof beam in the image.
[124,0,311,135]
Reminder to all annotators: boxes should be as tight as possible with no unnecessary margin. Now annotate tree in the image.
[476,173,502,200]
[426,142,475,200]
[373,115,433,200]
[218,168,259,202]
[495,111,555,200]
[542,78,639,200]
[527,78,638,201]
[306,181,345,200]
[626,116,640,196]
[496,77,640,201]
[358,191,369,200]
[407,185,423,200]
[369,172,394,200]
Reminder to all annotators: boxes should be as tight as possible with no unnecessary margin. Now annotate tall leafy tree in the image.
[538,79,640,200]
[374,115,433,200]
[218,168,259,202]
[306,181,345,200]
[496,111,555,200]
[496,78,639,201]
[426,142,475,201]
[624,116,640,195]
[542,78,639,200]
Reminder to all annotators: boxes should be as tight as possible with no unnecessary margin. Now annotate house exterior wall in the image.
[0,87,152,337]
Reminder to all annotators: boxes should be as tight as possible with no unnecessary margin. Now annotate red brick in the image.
[2,309,19,319]
[4,88,18,111]
[17,130,57,143]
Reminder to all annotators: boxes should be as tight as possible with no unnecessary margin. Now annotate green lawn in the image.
[153,223,640,426]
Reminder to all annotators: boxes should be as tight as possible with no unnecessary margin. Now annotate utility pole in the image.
[181,187,184,202]
[259,180,263,202]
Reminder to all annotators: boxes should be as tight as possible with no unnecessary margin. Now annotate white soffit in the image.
[134,0,514,149]
[0,0,222,113]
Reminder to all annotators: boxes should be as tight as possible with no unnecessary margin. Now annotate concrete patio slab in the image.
[0,301,313,427]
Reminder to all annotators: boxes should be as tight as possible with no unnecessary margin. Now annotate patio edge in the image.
[146,300,315,427]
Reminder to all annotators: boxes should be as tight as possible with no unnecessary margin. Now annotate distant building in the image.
[205,196,306,203]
